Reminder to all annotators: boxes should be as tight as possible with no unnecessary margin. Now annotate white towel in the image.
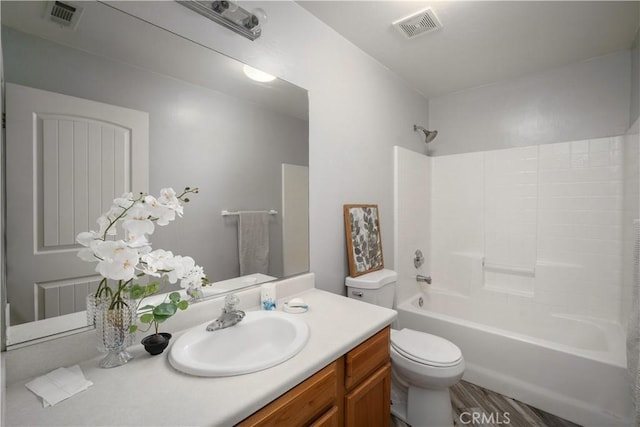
[25,365,93,407]
[238,212,270,276]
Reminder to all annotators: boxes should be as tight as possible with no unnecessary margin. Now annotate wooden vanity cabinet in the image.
[237,361,339,427]
[238,326,391,427]
[344,327,391,427]
[309,406,340,427]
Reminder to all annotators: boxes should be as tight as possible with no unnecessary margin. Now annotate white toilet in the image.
[346,269,464,427]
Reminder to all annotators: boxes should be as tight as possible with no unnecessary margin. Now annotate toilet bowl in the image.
[345,269,465,427]
[390,328,464,426]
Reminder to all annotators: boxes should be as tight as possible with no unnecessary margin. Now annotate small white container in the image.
[260,282,277,310]
[283,298,308,314]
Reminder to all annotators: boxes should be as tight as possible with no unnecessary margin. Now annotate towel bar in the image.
[221,210,278,216]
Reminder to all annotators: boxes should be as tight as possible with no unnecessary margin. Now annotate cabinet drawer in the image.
[309,406,339,427]
[238,361,338,427]
[345,327,390,390]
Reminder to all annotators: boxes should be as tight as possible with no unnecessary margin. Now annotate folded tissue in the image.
[25,365,93,407]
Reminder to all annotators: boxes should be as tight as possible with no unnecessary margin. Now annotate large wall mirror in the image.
[2,1,309,346]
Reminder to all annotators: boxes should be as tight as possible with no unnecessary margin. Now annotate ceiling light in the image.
[243,65,276,82]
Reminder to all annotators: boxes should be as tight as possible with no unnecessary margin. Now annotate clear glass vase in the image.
[86,293,102,326]
[95,299,134,368]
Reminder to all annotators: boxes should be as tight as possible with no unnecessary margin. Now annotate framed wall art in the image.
[343,204,384,277]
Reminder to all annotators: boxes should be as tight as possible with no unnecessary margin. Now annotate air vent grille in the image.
[393,8,442,39]
[45,1,84,29]
[51,1,75,23]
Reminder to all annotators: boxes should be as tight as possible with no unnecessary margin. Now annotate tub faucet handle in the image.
[414,249,425,268]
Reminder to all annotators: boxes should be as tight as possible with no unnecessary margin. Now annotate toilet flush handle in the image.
[351,290,364,297]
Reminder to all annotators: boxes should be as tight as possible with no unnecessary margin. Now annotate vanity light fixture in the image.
[176,0,265,41]
[243,65,276,83]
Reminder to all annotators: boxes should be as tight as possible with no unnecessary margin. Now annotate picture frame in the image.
[343,204,384,277]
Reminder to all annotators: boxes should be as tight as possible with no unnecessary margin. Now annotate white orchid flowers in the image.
[76,187,206,301]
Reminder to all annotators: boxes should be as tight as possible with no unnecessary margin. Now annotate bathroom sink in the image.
[168,310,309,377]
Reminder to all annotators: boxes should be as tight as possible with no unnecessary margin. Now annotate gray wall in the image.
[3,26,308,287]
[428,50,631,156]
[631,28,640,126]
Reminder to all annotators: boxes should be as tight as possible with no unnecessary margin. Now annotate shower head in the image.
[414,125,438,143]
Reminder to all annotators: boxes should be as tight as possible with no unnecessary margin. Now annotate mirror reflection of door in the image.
[6,83,149,325]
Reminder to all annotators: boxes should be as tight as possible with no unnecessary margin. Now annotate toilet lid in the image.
[391,329,462,367]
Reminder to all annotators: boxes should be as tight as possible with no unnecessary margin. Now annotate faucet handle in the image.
[224,293,240,310]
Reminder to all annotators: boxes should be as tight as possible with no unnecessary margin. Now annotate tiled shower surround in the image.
[429,135,630,323]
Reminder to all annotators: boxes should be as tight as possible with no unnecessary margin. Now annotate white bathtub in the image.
[396,292,633,426]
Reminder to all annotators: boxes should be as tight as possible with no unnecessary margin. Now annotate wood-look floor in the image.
[392,380,581,427]
[450,381,581,427]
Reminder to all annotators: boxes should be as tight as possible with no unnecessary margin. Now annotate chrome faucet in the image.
[206,294,245,331]
[416,274,432,285]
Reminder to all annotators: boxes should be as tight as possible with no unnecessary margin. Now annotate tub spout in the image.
[416,274,432,285]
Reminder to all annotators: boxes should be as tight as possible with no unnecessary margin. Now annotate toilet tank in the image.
[345,269,397,309]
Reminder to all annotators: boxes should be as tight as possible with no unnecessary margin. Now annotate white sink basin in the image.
[169,310,309,377]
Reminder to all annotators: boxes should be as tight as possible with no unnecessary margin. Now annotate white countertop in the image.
[5,287,397,426]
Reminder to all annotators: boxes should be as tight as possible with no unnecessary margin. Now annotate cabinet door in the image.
[345,363,391,427]
[238,361,338,427]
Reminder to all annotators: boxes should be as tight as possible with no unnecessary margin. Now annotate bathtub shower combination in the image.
[393,135,638,426]
[397,292,629,426]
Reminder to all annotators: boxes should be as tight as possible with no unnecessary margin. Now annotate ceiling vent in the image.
[45,1,84,30]
[392,8,442,39]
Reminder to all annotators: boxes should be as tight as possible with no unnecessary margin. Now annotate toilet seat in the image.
[391,329,462,368]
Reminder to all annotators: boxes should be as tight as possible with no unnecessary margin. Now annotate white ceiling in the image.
[298,1,640,98]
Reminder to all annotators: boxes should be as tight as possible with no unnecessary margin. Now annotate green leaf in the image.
[154,315,171,324]
[129,284,146,299]
[153,302,177,317]
[169,292,181,303]
[177,300,189,310]
[139,304,155,311]
[146,282,160,294]
[129,325,138,333]
[140,313,154,324]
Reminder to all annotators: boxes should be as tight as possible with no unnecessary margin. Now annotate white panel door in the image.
[6,83,149,325]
